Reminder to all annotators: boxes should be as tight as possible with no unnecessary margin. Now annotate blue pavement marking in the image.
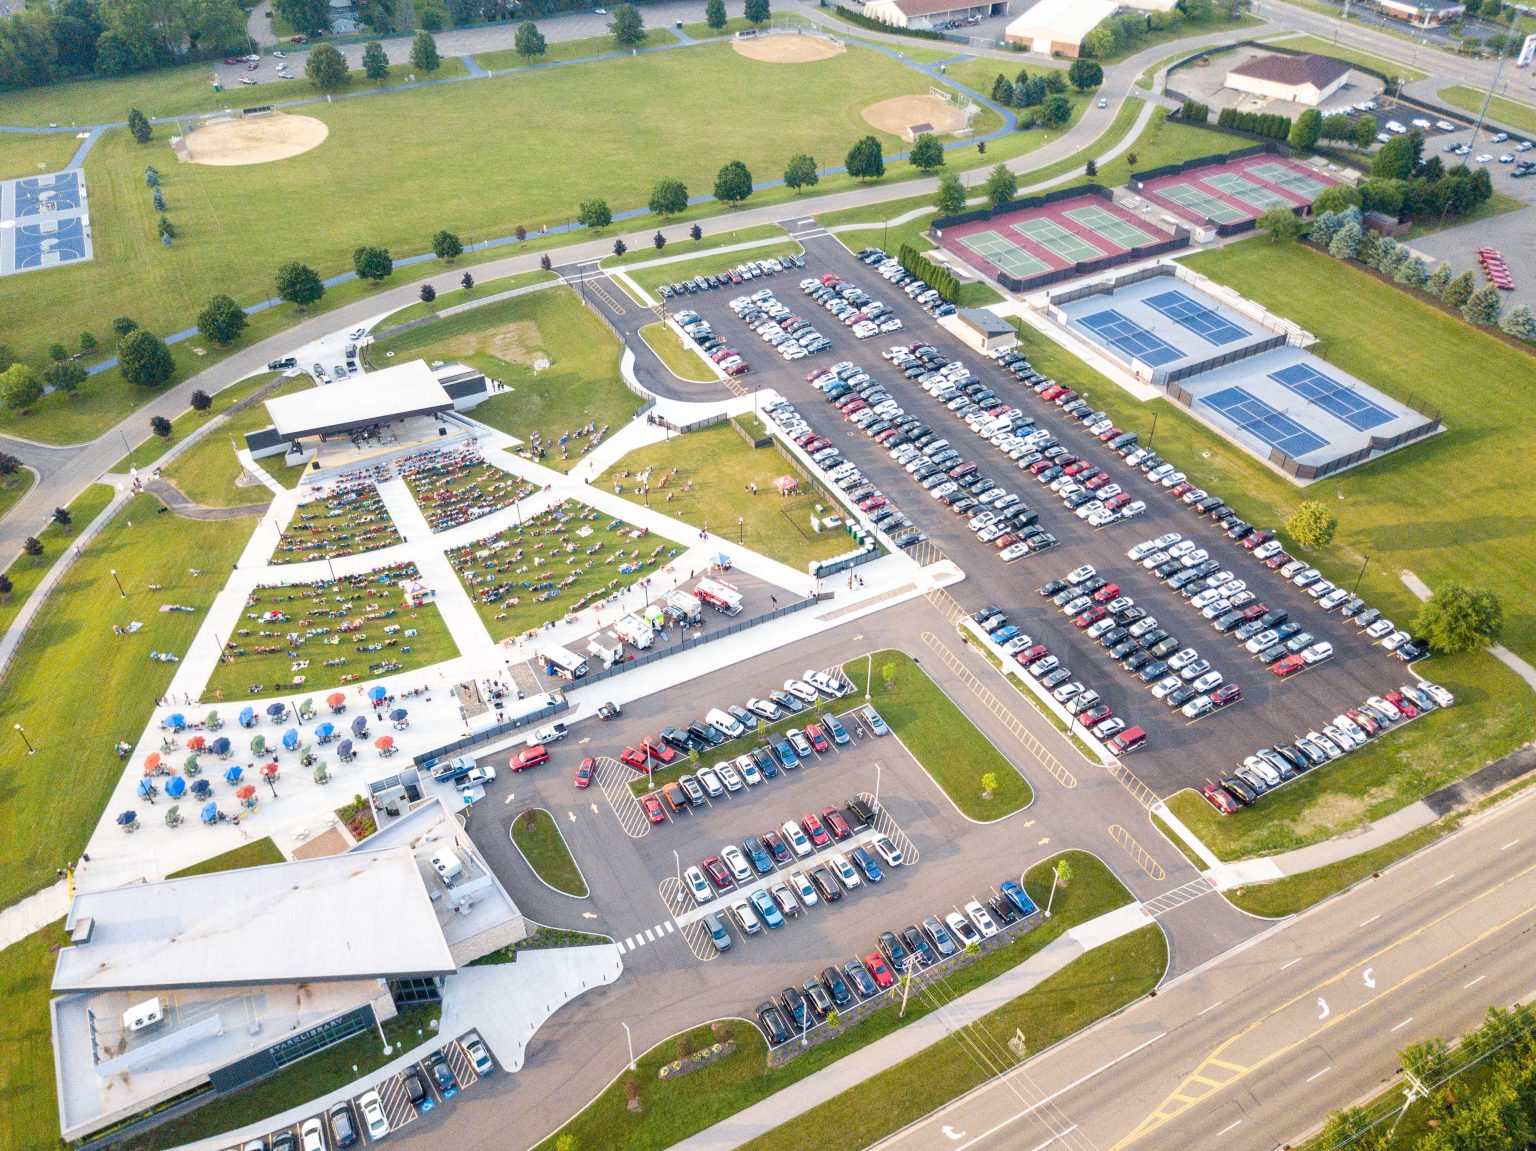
[1268,363,1395,431]
[1,169,92,276]
[1200,385,1329,458]
[1078,308,1184,367]
[1143,289,1248,346]
[15,170,82,215]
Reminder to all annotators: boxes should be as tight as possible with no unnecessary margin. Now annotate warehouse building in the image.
[1224,52,1352,107]
[1004,0,1116,58]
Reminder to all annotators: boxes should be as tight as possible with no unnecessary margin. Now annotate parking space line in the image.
[1141,877,1217,917]
[593,755,652,839]
[918,630,1078,792]
[1108,824,1166,881]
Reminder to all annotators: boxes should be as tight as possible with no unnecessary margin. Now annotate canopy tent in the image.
[774,475,799,494]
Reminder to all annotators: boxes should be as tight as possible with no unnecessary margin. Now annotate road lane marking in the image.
[1360,914,1381,927]
[1197,1001,1223,1016]
[1465,975,1485,988]
[1434,874,1454,886]
[1280,957,1302,971]
[1305,1067,1331,1083]
[1391,1017,1414,1032]
[1216,1120,1242,1136]
[664,921,675,934]
[644,928,655,942]
[1502,839,1519,850]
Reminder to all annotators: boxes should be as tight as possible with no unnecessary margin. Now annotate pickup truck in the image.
[456,765,497,790]
[429,756,477,783]
[531,721,569,744]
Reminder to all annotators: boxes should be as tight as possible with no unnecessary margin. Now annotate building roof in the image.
[1005,0,1117,44]
[887,0,982,16]
[1227,52,1351,90]
[1379,0,1465,9]
[55,847,456,993]
[959,308,1017,336]
[264,359,453,440]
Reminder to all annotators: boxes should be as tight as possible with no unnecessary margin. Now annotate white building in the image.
[1004,0,1116,58]
[861,0,1001,29]
[1224,53,1352,107]
[1372,0,1466,27]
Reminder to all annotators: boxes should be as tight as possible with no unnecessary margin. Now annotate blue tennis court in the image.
[1200,386,1329,458]
[1268,363,1395,431]
[1143,289,1248,346]
[1078,308,1184,367]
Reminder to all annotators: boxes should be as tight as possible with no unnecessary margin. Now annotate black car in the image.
[989,895,1020,926]
[779,986,810,1029]
[1109,638,1139,660]
[847,795,878,824]
[1220,777,1256,805]
[1123,649,1152,672]
[757,1001,792,1046]
[844,959,879,999]
[1166,684,1198,708]
[752,745,779,779]
[271,1135,297,1151]
[401,1066,429,1110]
[1214,609,1245,633]
[427,1050,457,1096]
[803,979,833,1017]
[1259,609,1289,628]
[879,930,912,973]
[688,720,726,747]
[811,865,842,902]
[821,966,853,1006]
[902,925,937,967]
[662,725,698,753]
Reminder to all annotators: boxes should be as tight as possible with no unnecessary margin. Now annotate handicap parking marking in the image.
[374,1073,419,1130]
[444,1039,479,1090]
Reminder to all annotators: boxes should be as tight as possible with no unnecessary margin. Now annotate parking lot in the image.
[666,232,1430,794]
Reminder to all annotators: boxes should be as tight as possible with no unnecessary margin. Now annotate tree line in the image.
[1079,0,1249,61]
[896,245,958,303]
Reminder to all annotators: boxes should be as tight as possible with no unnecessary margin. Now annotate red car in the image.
[1104,493,1133,510]
[801,813,831,847]
[1263,551,1292,570]
[1074,606,1107,628]
[1242,528,1274,551]
[1203,784,1240,815]
[702,855,732,889]
[1169,481,1193,497]
[1062,460,1090,476]
[1209,683,1243,708]
[1272,654,1306,677]
[1384,690,1419,718]
[1240,603,1269,621]
[1039,385,1065,402]
[1097,426,1123,442]
[865,952,895,989]
[574,757,595,788]
[804,723,830,753]
[1083,471,1110,489]
[1091,583,1121,603]
[822,807,852,841]
[1016,644,1048,666]
[641,794,666,824]
[619,747,649,772]
[510,744,549,771]
[641,736,677,764]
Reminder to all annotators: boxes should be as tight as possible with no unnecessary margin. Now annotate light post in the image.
[873,761,882,812]
[1148,410,1159,450]
[15,723,36,755]
[110,568,126,597]
[622,1021,636,1070]
[737,516,744,544]
[1353,554,1370,595]
[865,652,873,702]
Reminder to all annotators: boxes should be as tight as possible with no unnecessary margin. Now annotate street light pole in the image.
[1353,554,1370,595]
[737,516,744,544]
[866,652,873,702]
[873,761,882,812]
[622,1021,636,1070]
[15,723,36,755]
[110,568,126,597]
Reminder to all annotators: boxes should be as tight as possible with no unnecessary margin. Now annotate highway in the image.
[874,787,1536,1151]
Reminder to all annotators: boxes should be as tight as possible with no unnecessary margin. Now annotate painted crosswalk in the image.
[1141,877,1217,917]
[618,919,677,953]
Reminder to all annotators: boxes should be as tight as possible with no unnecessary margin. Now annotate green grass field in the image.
[532,850,1139,1151]
[0,469,36,523]
[1222,821,1445,917]
[113,371,289,473]
[511,807,588,896]
[1438,85,1536,134]
[165,836,285,877]
[1271,34,1428,82]
[369,286,639,472]
[374,269,556,329]
[597,423,853,571]
[474,29,680,70]
[0,921,70,1151]
[639,321,715,381]
[159,375,312,507]
[0,493,249,910]
[0,484,114,638]
[600,223,791,271]
[680,16,757,38]
[0,131,82,180]
[842,650,1035,819]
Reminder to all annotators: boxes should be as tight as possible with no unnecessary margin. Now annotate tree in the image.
[48,343,68,362]
[1040,92,1072,127]
[1400,1037,1449,1085]
[1373,132,1419,180]
[362,40,389,82]
[744,0,770,26]
[784,153,819,193]
[690,223,703,241]
[540,254,552,271]
[648,178,689,216]
[2,364,43,411]
[79,331,97,354]
[1082,25,1115,58]
[1499,303,1536,341]
[515,20,546,63]
[191,389,212,411]
[1462,283,1502,326]
[1425,261,1453,299]
[0,451,18,475]
[1443,270,1476,309]
[1395,255,1428,287]
[462,271,475,290]
[1327,219,1361,260]
[880,661,896,687]
[1067,58,1103,91]
[934,172,966,215]
[909,132,944,172]
[1257,207,1304,243]
[353,246,393,283]
[1044,858,1071,917]
[613,238,627,257]
[980,771,997,799]
[410,29,440,73]
[1317,1108,1374,1150]
[305,43,350,91]
[846,135,885,181]
[417,0,447,32]
[127,107,152,144]
[1319,112,1353,142]
[1288,107,1322,150]
[23,536,43,557]
[609,3,646,48]
[990,74,1015,106]
[118,330,174,387]
[0,574,11,597]
[984,164,1016,210]
[432,230,463,262]
[1412,584,1502,654]
[149,414,172,438]
[714,160,753,206]
[44,361,86,393]
[50,507,70,533]
[653,231,666,250]
[112,316,138,339]
[1312,184,1361,215]
[416,284,435,305]
[1043,69,1068,94]
[197,293,247,345]
[706,0,727,29]
[1085,158,1097,178]
[1285,500,1337,549]
[275,0,330,35]
[276,261,324,310]
[1350,114,1378,150]
[577,198,612,229]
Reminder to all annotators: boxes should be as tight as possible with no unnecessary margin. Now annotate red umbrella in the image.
[235,784,257,800]
[261,761,280,778]
[143,752,161,773]
[326,692,346,708]
[187,735,207,751]
[374,735,394,750]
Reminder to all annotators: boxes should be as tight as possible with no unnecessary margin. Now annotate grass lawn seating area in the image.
[446,499,680,641]
[206,561,458,699]
[269,482,400,565]
[160,375,314,506]
[598,423,854,571]
[397,442,538,533]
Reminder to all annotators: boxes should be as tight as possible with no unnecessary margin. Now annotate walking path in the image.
[1401,568,1536,694]
[140,476,268,520]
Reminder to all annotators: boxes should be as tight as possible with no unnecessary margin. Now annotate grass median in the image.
[1438,85,1536,135]
[0,468,36,523]
[639,321,716,382]
[1271,34,1428,83]
[621,238,806,300]
[531,850,1138,1151]
[511,808,589,897]
[0,484,114,637]
[165,837,285,878]
[159,375,312,506]
[842,650,1034,819]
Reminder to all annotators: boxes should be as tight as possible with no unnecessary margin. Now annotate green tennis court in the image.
[1063,205,1158,249]
[1012,217,1106,263]
[1154,181,1250,225]
[1203,172,1297,212]
[958,230,1051,278]
[1246,161,1330,199]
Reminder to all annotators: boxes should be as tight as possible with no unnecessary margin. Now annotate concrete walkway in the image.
[670,903,1149,1151]
[1401,568,1536,694]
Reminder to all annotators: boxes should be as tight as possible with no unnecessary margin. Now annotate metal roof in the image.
[263,360,452,440]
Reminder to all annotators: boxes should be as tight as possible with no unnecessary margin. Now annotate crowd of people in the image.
[397,442,538,533]
[271,483,401,566]
[515,422,611,466]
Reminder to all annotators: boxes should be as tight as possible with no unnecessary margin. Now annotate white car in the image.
[1367,695,1404,721]
[1121,500,1147,518]
[717,762,745,792]
[1475,153,1493,163]
[1366,619,1396,639]
[873,834,905,867]
[1323,723,1357,751]
[1302,641,1334,664]
[784,678,820,703]
[696,767,725,797]
[300,1118,325,1151]
[358,1090,390,1139]
[946,910,981,947]
[781,820,814,858]
[706,708,744,739]
[1191,670,1223,693]
[721,845,752,882]
[964,900,999,938]
[1244,755,1281,787]
[685,866,714,905]
[1333,714,1369,743]
[731,899,761,935]
[1167,647,1200,671]
[829,852,861,890]
[1151,675,1182,700]
[1253,539,1283,560]
[1420,681,1455,708]
[789,869,819,907]
[735,754,763,786]
[805,668,847,697]
[1307,731,1343,759]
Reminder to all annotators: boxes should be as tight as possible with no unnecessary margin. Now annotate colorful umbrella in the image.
[117,810,138,827]
[337,739,354,760]
[201,802,220,824]
[191,779,212,798]
[351,715,368,737]
[211,736,231,757]
[282,728,300,750]
[166,805,182,828]
[137,779,157,800]
[224,764,243,784]
[251,734,266,756]
[266,703,287,720]
[143,752,161,773]
[374,735,394,750]
[183,754,200,775]
[368,686,388,702]
[166,776,187,798]
[315,722,335,740]
[389,708,408,722]
[261,761,279,778]
[187,735,207,751]
[313,762,330,784]
[205,710,222,729]
[239,707,256,727]
[165,713,186,730]
[236,784,257,800]
[326,692,346,709]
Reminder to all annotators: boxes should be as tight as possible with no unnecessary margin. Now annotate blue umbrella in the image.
[166,776,186,798]
[315,722,335,740]
[137,779,157,800]
[191,779,212,798]
[224,764,243,784]
[211,736,232,757]
[389,708,408,722]
[351,715,368,737]
[165,713,186,730]
[266,702,287,718]
[282,728,299,750]
[239,707,255,727]
[337,738,354,760]
[201,802,220,824]
[368,686,387,702]
[117,810,138,826]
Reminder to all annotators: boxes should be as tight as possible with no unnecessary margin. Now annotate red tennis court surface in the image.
[936,193,1181,289]
[1137,153,1339,228]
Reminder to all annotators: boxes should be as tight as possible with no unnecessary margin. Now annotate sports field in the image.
[0,40,959,397]
[1139,154,1331,228]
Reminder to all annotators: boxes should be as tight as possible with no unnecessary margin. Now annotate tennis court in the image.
[1268,363,1395,431]
[1063,204,1157,249]
[1200,386,1329,458]
[1012,217,1107,263]
[1202,172,1299,212]
[1245,160,1331,200]
[1078,309,1185,367]
[956,230,1052,279]
[1144,289,1249,346]
[1153,182,1250,225]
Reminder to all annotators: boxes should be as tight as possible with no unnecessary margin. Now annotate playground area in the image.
[1135,152,1338,228]
[174,112,329,167]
